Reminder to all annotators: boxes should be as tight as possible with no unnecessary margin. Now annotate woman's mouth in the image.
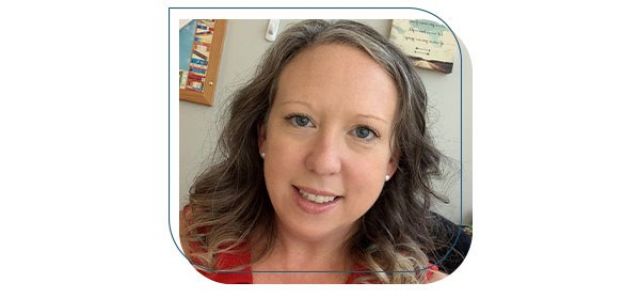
[298,188,338,203]
[292,186,343,214]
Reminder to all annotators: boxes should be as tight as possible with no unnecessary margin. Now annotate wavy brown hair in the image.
[182,20,446,283]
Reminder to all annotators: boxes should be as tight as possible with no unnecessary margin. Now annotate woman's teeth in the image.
[298,189,337,203]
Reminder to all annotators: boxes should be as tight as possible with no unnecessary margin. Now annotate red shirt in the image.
[183,207,438,283]
[191,247,439,284]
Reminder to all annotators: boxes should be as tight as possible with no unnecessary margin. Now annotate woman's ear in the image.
[387,149,399,178]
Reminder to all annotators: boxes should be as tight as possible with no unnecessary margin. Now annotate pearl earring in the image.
[260,152,265,159]
[385,175,390,182]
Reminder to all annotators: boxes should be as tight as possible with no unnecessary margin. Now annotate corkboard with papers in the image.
[179,20,227,106]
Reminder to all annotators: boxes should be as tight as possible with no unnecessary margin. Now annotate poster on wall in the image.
[179,19,227,106]
[389,19,456,74]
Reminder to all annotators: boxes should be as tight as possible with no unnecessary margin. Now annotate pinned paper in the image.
[389,19,456,74]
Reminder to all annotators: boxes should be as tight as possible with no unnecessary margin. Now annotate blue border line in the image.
[168,8,187,258]
[168,6,467,272]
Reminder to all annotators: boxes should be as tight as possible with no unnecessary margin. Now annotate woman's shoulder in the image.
[185,237,253,283]
[180,204,254,283]
[425,264,447,283]
[345,263,445,284]
[197,249,253,284]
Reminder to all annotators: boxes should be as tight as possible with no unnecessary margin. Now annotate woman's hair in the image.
[184,19,445,283]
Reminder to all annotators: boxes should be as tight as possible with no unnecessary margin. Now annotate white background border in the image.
[1,0,639,297]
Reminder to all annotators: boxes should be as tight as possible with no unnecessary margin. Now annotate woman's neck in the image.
[250,222,356,283]
[274,231,350,271]
[253,219,356,271]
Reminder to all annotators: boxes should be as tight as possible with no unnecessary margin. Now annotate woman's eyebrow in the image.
[278,100,312,108]
[356,114,388,124]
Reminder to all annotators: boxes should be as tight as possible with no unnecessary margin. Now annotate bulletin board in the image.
[179,19,227,106]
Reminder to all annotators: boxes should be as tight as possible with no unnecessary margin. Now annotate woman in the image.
[181,19,451,284]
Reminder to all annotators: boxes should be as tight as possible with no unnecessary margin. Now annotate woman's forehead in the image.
[280,44,390,83]
[273,44,398,117]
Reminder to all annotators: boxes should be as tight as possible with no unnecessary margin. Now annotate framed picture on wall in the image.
[179,19,227,106]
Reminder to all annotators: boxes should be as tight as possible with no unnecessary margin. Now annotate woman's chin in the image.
[276,218,356,245]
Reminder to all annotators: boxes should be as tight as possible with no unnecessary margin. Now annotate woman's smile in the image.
[292,185,343,214]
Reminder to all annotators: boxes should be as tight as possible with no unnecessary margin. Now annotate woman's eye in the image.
[286,115,313,127]
[353,126,378,141]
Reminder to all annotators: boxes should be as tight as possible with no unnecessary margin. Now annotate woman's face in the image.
[260,43,399,242]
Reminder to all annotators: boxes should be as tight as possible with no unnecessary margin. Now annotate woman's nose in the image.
[304,131,342,176]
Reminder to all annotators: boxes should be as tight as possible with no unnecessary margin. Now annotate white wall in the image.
[179,19,472,225]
